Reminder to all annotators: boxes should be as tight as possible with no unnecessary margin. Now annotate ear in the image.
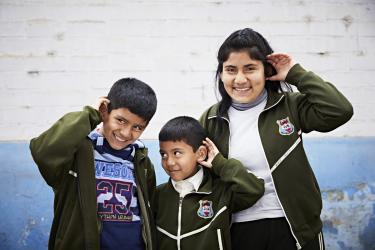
[196,145,207,162]
[265,63,276,78]
[99,102,109,121]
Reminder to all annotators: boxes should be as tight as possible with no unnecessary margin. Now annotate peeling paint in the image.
[357,50,365,56]
[27,70,40,76]
[68,19,106,24]
[47,50,57,57]
[303,15,313,23]
[18,219,37,246]
[359,206,375,249]
[317,51,329,56]
[54,32,64,41]
[342,15,354,29]
[322,182,375,250]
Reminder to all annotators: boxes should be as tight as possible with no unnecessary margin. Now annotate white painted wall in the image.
[0,0,374,140]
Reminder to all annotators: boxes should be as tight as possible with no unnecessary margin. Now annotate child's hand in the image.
[266,53,296,82]
[199,137,219,168]
[93,97,110,111]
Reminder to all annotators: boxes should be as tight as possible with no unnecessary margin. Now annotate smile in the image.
[114,134,127,142]
[234,87,251,92]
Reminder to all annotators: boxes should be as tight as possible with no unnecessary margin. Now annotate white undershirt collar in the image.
[171,167,204,197]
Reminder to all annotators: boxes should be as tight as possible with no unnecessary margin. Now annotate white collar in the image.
[171,167,204,196]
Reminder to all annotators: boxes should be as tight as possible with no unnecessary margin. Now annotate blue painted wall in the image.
[0,138,374,250]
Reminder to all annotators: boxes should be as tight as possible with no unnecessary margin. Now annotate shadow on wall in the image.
[0,138,374,250]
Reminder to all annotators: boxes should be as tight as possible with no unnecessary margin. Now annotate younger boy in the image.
[155,116,265,250]
[30,78,157,250]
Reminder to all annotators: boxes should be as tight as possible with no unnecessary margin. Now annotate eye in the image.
[116,118,126,124]
[174,151,182,157]
[244,66,255,73]
[132,125,144,132]
[160,152,167,159]
[225,67,237,74]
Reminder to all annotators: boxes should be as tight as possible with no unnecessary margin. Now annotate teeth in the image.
[235,87,250,91]
[114,134,126,142]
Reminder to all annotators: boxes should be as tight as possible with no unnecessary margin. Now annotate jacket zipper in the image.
[217,229,223,250]
[263,154,301,249]
[135,155,153,250]
[258,96,302,249]
[77,176,90,250]
[177,196,183,250]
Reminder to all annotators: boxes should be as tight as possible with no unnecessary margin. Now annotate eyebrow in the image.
[115,115,146,127]
[224,63,258,68]
[159,147,184,153]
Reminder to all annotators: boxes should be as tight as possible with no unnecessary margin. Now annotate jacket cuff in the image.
[83,106,102,130]
[211,153,227,175]
[285,63,307,86]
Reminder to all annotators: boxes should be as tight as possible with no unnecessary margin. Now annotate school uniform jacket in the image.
[155,154,265,250]
[29,106,157,250]
[199,64,353,249]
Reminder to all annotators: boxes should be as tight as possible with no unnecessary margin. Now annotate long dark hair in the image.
[215,28,285,118]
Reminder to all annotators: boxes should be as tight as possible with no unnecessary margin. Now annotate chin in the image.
[237,97,255,103]
[109,141,131,150]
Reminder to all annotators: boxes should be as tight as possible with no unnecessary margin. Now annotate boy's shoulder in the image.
[156,181,177,197]
[156,181,170,191]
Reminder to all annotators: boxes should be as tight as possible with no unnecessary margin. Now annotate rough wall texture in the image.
[0,0,374,140]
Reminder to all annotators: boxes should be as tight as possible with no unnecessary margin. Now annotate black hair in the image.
[215,28,288,118]
[159,116,207,152]
[107,78,157,123]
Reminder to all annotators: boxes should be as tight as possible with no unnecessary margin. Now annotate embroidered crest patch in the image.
[276,117,295,135]
[197,200,214,219]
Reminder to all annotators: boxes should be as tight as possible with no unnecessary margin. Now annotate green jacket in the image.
[29,106,157,250]
[155,153,265,250]
[199,64,353,249]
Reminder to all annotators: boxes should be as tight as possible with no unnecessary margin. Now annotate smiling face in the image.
[159,140,205,181]
[221,50,266,104]
[100,107,147,150]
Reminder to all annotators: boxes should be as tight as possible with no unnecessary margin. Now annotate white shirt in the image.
[171,167,204,197]
[228,99,284,222]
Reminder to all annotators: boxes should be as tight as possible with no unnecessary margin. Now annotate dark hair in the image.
[107,78,157,123]
[216,28,285,117]
[159,116,207,152]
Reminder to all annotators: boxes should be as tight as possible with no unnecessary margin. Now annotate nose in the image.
[120,125,132,139]
[234,71,247,84]
[166,157,177,169]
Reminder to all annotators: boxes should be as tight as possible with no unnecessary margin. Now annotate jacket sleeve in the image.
[29,106,101,189]
[211,153,265,213]
[286,64,353,133]
[146,158,157,209]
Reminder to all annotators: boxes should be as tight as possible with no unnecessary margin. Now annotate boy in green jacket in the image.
[155,116,265,250]
[30,78,157,250]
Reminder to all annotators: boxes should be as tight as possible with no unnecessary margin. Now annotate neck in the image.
[231,89,267,111]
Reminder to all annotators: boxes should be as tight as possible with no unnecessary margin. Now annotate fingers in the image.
[202,137,215,149]
[266,74,279,81]
[93,96,110,111]
[198,159,212,168]
[266,52,295,82]
[202,137,219,158]
[267,53,291,66]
